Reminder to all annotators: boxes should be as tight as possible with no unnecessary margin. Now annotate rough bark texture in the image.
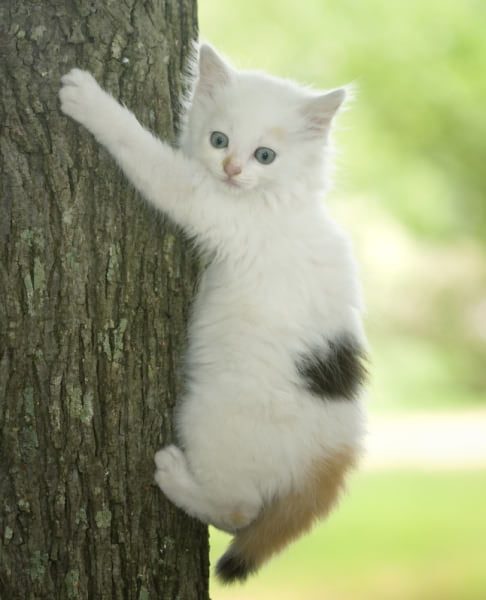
[0,2,209,599]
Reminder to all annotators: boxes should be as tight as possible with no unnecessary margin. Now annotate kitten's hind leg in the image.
[154,445,260,532]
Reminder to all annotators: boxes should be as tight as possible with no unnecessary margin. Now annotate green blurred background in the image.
[198,1,486,598]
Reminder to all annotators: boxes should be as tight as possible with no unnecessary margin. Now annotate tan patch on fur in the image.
[222,155,233,169]
[231,447,359,569]
[228,510,246,528]
[269,126,287,141]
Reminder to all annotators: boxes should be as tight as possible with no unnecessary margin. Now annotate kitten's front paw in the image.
[59,69,104,126]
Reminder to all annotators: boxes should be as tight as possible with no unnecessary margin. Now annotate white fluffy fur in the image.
[60,44,366,547]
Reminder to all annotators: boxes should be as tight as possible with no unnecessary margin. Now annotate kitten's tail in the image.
[216,446,358,584]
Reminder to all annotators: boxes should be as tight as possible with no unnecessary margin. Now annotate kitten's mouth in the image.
[219,174,250,192]
[223,177,242,190]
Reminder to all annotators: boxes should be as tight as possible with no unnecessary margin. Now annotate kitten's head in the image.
[181,44,346,195]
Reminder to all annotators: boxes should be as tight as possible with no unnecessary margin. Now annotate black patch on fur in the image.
[216,551,255,584]
[298,336,367,401]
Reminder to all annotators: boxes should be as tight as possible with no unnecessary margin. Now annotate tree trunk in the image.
[0,2,208,599]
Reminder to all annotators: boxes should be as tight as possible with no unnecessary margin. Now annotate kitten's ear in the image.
[302,88,346,137]
[197,44,233,97]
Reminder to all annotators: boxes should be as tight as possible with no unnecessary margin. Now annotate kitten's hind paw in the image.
[154,445,187,489]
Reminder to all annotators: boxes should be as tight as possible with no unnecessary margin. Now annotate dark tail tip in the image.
[216,550,255,585]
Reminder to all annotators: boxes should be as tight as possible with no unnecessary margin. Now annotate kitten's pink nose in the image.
[223,157,242,178]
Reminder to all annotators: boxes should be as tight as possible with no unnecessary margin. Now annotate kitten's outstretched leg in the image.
[59,69,193,211]
[154,445,260,532]
[59,69,228,244]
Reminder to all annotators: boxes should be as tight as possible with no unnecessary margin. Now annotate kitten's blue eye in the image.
[210,131,229,149]
[254,147,276,165]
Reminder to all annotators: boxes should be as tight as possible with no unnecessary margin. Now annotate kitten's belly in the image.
[178,304,364,498]
[184,274,349,411]
[179,364,364,502]
[187,301,302,389]
[177,268,364,497]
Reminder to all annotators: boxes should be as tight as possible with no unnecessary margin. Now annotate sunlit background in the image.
[198,1,486,598]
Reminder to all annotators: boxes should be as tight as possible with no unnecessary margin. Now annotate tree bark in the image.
[0,2,208,599]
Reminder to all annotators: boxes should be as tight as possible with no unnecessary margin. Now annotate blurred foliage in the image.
[199,0,486,410]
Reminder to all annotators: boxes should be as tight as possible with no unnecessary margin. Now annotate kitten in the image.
[60,44,367,584]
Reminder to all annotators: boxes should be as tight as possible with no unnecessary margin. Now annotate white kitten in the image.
[60,44,367,584]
